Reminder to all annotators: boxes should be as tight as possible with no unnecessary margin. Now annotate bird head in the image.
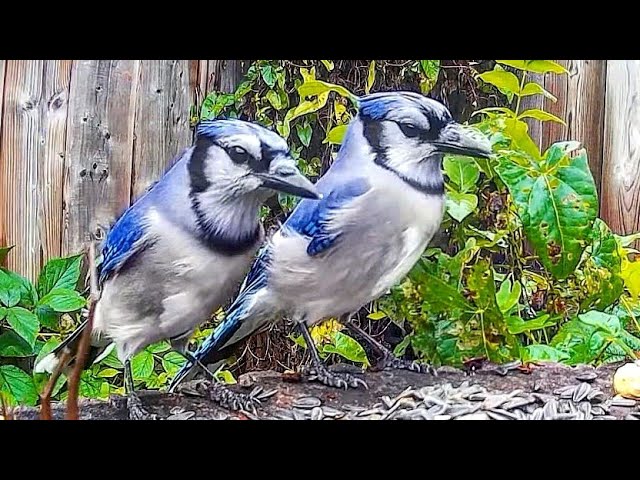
[190,119,320,202]
[353,91,492,193]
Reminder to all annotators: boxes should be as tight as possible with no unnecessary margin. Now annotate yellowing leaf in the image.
[365,60,376,94]
[518,109,566,125]
[478,70,521,94]
[324,125,348,145]
[621,257,640,299]
[367,311,386,320]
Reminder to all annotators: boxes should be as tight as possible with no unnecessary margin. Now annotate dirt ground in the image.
[10,361,639,420]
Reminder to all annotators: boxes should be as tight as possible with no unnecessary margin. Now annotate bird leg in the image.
[173,352,276,414]
[299,322,368,390]
[344,318,437,375]
[124,359,157,420]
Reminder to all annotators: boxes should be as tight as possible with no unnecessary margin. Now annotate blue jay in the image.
[169,91,492,398]
[34,118,319,418]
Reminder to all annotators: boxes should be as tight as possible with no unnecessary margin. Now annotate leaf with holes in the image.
[323,331,370,366]
[37,254,83,298]
[496,144,597,279]
[446,192,478,222]
[5,307,39,347]
[444,156,480,193]
[0,365,39,406]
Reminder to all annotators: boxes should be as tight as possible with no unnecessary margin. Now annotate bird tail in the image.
[34,319,105,376]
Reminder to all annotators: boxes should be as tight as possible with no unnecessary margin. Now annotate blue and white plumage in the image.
[34,118,318,416]
[169,91,492,393]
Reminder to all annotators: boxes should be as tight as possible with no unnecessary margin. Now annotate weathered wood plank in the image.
[541,61,569,153]
[0,61,45,279]
[562,60,607,198]
[39,60,73,262]
[519,71,545,148]
[205,60,247,93]
[601,61,640,240]
[131,60,191,200]
[62,60,140,257]
[0,60,6,262]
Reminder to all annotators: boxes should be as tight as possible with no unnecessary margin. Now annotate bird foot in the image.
[303,364,368,390]
[375,355,437,376]
[127,393,157,420]
[182,379,277,414]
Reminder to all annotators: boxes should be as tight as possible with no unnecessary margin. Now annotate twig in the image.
[1,392,13,420]
[39,349,71,420]
[65,240,99,420]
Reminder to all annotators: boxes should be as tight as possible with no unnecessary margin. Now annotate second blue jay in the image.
[169,91,492,395]
[34,119,319,418]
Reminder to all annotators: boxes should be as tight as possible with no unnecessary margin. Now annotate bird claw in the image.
[126,394,157,420]
[378,355,437,376]
[199,381,276,414]
[304,365,368,390]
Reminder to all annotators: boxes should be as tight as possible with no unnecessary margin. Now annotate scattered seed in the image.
[575,371,597,382]
[573,383,592,403]
[293,396,322,409]
[310,407,324,420]
[610,396,637,408]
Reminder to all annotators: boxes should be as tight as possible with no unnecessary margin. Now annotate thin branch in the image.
[65,240,99,420]
[39,349,71,420]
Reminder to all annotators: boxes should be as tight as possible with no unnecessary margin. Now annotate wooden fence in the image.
[0,60,639,281]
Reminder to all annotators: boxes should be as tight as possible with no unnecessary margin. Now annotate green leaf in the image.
[446,192,478,222]
[0,365,39,406]
[38,288,86,313]
[161,351,187,376]
[79,370,109,399]
[523,344,570,363]
[146,341,171,354]
[35,305,60,330]
[518,109,566,125]
[34,337,61,366]
[506,314,558,334]
[323,331,370,366]
[280,92,330,139]
[393,335,411,357]
[615,232,640,248]
[443,156,480,192]
[5,306,39,347]
[98,368,120,378]
[214,369,237,385]
[578,311,621,336]
[495,60,528,70]
[33,372,66,398]
[419,60,440,94]
[99,345,123,369]
[503,118,541,160]
[0,331,34,357]
[324,125,348,145]
[520,82,557,102]
[131,350,154,380]
[296,122,312,147]
[260,64,277,88]
[496,145,598,279]
[496,278,522,314]
[297,80,356,103]
[413,269,475,316]
[365,60,376,94]
[37,254,83,298]
[0,245,14,264]
[478,70,521,95]
[467,261,503,325]
[525,60,568,75]
[320,60,334,72]
[265,89,284,110]
[367,311,386,320]
[0,269,21,307]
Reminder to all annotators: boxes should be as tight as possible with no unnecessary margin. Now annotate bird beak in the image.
[431,122,493,159]
[254,155,321,200]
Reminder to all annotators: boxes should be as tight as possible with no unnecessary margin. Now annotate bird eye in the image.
[228,146,249,163]
[399,123,421,138]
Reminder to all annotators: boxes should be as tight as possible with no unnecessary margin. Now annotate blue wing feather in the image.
[99,206,150,284]
[285,177,371,256]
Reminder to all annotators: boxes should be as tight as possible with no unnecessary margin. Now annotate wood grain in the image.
[205,60,248,93]
[62,60,140,257]
[541,60,569,153]
[0,61,45,279]
[518,71,545,149]
[0,60,6,263]
[601,60,640,240]
[131,60,191,200]
[39,60,73,262]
